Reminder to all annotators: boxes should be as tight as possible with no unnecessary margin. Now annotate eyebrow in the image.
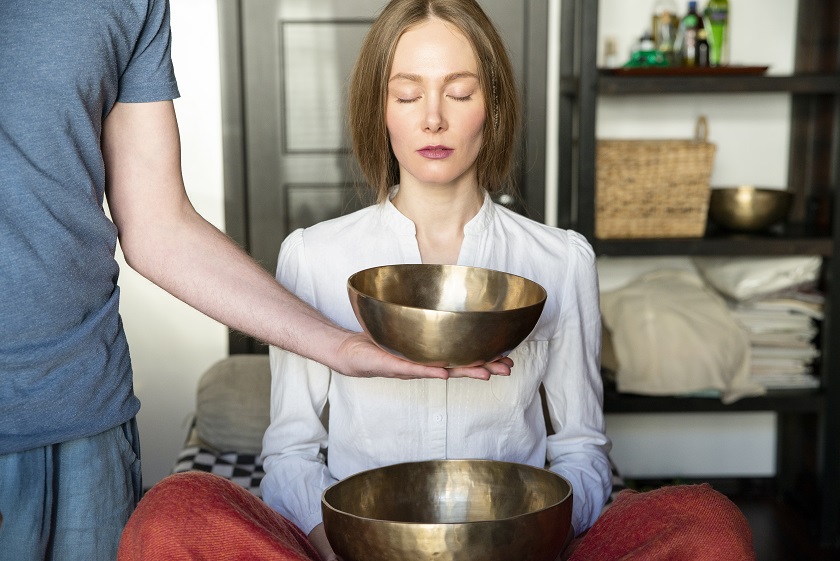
[388,71,479,83]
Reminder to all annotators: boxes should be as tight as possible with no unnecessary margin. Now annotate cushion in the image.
[597,256,698,293]
[693,256,821,301]
[196,355,271,454]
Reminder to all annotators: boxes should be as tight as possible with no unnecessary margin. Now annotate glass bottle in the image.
[675,0,704,67]
[696,28,710,67]
[651,0,679,65]
[704,0,730,66]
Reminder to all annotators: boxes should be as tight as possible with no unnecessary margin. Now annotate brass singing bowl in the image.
[322,459,573,561]
[347,264,547,367]
[708,186,793,232]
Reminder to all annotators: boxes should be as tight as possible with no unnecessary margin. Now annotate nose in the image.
[423,95,447,133]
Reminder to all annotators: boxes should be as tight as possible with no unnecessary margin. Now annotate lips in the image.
[417,145,454,159]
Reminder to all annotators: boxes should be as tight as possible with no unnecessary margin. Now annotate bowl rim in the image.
[321,458,572,526]
[347,264,548,313]
[710,185,794,197]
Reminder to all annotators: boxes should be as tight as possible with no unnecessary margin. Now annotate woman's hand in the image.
[308,524,341,561]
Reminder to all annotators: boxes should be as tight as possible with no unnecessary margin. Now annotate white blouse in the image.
[260,194,612,537]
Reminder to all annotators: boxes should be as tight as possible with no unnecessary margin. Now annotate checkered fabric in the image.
[173,445,265,497]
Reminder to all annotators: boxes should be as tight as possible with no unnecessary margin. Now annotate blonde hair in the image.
[348,0,521,203]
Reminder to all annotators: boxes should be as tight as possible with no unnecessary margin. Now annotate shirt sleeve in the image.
[542,231,613,535]
[260,229,338,534]
[117,0,180,103]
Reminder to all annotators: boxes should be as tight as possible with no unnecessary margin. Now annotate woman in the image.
[119,1,755,560]
[259,1,611,557]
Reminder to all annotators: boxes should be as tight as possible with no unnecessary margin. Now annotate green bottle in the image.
[675,1,703,67]
[704,0,729,66]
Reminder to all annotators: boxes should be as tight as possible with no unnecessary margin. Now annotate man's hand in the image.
[335,332,513,380]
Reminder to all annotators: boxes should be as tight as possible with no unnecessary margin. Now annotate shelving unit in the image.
[558,0,840,547]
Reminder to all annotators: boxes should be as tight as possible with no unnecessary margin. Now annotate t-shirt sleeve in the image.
[117,0,180,103]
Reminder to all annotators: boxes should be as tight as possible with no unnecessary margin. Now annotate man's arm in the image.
[101,100,509,379]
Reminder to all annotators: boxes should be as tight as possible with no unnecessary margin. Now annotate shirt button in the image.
[435,414,443,422]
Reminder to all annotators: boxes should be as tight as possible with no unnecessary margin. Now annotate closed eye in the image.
[448,94,473,102]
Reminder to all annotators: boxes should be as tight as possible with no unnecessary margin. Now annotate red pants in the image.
[119,471,755,561]
[118,472,318,561]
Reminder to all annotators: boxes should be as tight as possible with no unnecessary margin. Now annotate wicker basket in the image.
[595,117,716,239]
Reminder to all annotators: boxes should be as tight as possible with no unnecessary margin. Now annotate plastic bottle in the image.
[704,0,730,66]
[623,32,669,68]
[675,0,704,67]
[604,36,620,68]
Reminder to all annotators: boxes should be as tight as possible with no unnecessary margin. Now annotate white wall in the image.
[116,0,228,487]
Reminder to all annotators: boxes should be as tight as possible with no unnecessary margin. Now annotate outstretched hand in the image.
[336,332,512,380]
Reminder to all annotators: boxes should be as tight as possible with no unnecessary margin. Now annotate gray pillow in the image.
[195,354,271,454]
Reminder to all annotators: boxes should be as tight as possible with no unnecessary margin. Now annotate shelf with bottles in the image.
[621,0,730,71]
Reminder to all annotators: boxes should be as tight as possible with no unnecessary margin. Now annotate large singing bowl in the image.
[322,459,573,561]
[708,186,793,232]
[347,264,547,367]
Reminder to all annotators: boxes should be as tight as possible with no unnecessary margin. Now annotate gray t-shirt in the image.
[0,0,180,453]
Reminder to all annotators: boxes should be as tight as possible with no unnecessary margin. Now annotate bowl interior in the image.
[348,264,546,314]
[323,460,571,524]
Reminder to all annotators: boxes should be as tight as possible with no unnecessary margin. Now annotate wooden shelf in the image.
[560,0,840,546]
[599,72,840,95]
[560,73,840,97]
[593,232,833,257]
[604,384,824,414]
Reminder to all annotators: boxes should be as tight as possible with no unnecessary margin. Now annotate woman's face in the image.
[385,17,486,191]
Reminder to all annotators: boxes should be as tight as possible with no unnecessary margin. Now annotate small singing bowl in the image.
[322,459,573,561]
[708,186,793,232]
[347,264,547,367]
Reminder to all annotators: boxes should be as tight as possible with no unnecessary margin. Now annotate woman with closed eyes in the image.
[262,2,610,557]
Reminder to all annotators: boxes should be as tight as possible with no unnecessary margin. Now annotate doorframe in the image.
[217,0,550,354]
[218,0,257,353]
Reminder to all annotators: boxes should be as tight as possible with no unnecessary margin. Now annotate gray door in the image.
[219,0,548,352]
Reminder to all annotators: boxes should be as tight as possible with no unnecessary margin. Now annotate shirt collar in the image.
[379,186,495,237]
[463,191,495,236]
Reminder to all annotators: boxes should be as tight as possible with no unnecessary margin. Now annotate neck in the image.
[392,181,484,265]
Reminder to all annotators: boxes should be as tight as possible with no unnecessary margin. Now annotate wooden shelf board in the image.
[604,386,824,414]
[598,73,840,95]
[592,234,833,257]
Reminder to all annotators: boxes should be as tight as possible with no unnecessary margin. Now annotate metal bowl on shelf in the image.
[347,264,546,367]
[322,459,573,561]
[708,186,793,232]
